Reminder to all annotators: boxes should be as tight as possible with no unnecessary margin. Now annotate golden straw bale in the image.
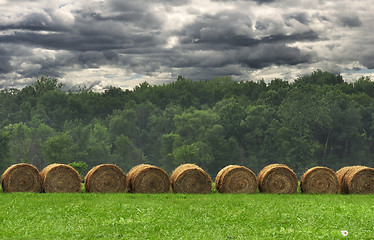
[336,166,360,193]
[40,164,81,193]
[170,163,212,194]
[126,164,170,193]
[1,163,42,193]
[300,166,339,194]
[215,165,257,193]
[336,166,374,194]
[257,164,298,194]
[85,164,126,193]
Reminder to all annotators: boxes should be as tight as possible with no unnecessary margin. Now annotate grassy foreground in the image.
[0,193,373,239]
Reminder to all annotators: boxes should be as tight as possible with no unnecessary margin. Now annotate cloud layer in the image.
[0,0,373,90]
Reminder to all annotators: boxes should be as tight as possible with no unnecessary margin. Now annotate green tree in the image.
[68,161,88,179]
[42,132,74,164]
[0,130,11,173]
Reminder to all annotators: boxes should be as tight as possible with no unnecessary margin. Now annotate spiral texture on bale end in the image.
[257,164,298,194]
[40,164,81,193]
[85,164,126,193]
[336,166,374,194]
[170,163,212,194]
[1,163,42,193]
[215,165,257,193]
[300,166,339,194]
[126,164,170,193]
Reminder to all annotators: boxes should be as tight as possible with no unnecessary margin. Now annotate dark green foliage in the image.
[68,161,88,179]
[0,130,11,173]
[1,71,374,177]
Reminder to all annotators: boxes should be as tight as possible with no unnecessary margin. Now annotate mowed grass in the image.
[1,192,374,240]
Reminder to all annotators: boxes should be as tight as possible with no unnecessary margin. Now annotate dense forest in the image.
[1,70,374,178]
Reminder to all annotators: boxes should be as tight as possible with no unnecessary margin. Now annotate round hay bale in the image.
[170,164,212,194]
[257,164,298,194]
[85,164,126,193]
[40,164,81,193]
[336,166,374,194]
[300,166,339,194]
[215,165,257,193]
[336,166,355,194]
[126,164,170,193]
[1,163,42,193]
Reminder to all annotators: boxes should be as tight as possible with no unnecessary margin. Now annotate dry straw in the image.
[170,163,212,194]
[40,164,81,193]
[1,163,42,193]
[85,164,126,193]
[300,166,339,194]
[336,166,374,194]
[215,165,257,193]
[257,164,298,194]
[126,164,170,193]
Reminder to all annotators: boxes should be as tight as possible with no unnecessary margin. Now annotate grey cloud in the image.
[0,0,371,90]
[284,13,309,25]
[361,54,374,69]
[0,49,12,73]
[179,11,318,49]
[0,5,165,52]
[0,11,71,32]
[211,0,276,3]
[339,15,362,28]
[238,43,311,68]
[109,0,190,9]
[178,11,254,46]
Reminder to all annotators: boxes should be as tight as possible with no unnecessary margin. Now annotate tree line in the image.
[0,70,373,177]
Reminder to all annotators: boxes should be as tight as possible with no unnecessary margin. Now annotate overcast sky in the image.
[1,0,373,91]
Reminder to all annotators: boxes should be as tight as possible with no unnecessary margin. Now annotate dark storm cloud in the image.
[0,48,13,73]
[178,11,254,47]
[0,13,51,31]
[0,5,314,82]
[339,15,362,28]
[0,4,165,52]
[1,0,372,90]
[0,31,128,51]
[173,10,315,71]
[238,43,311,68]
[179,11,318,48]
[284,13,309,25]
[0,11,73,33]
[166,43,310,71]
[211,0,276,3]
[361,54,374,69]
[0,3,167,80]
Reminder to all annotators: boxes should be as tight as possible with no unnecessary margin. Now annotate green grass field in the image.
[0,192,373,239]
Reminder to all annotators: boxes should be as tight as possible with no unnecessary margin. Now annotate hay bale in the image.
[126,164,170,193]
[170,164,212,194]
[215,165,257,193]
[257,164,298,194]
[336,166,374,194]
[85,164,126,193]
[40,164,81,193]
[300,166,339,194]
[1,163,42,193]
